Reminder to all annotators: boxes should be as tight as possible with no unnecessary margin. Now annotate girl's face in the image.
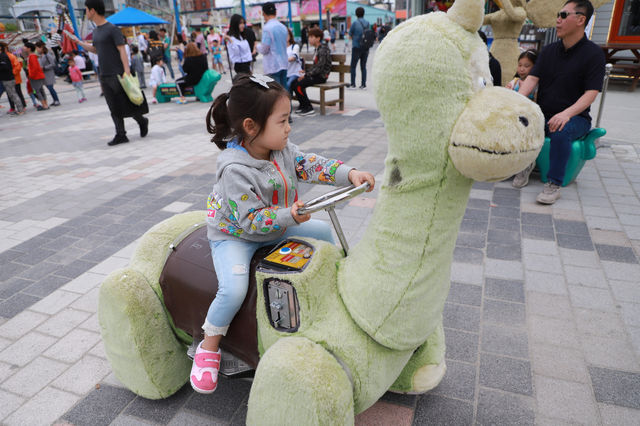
[517,57,534,79]
[246,95,291,160]
[36,46,43,53]
[239,21,246,32]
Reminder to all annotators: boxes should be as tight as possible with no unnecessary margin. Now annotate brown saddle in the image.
[159,225,270,368]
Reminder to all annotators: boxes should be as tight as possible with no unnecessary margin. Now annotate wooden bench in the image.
[295,53,350,115]
[610,63,640,92]
[81,70,96,80]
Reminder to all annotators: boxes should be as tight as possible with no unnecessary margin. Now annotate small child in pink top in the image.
[68,57,87,103]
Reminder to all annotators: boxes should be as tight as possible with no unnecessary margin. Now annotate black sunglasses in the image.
[557,11,585,19]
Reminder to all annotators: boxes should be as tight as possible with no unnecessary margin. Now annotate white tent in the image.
[9,0,59,17]
[9,0,60,31]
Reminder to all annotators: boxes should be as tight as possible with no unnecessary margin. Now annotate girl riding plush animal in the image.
[192,74,375,393]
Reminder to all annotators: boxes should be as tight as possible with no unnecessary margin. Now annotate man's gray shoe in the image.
[536,182,561,204]
[512,162,535,188]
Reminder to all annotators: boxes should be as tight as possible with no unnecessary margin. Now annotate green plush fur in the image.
[99,0,545,421]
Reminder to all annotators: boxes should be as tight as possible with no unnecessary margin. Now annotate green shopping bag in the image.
[117,73,144,106]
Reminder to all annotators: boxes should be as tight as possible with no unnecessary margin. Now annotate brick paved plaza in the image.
[1,50,640,425]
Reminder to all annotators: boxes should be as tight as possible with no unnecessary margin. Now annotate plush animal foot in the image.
[99,268,191,399]
[246,337,354,425]
[390,361,447,395]
[389,323,447,394]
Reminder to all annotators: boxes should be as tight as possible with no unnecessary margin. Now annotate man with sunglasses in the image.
[515,0,605,204]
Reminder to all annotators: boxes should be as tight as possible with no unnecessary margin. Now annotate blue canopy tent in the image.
[106,7,169,26]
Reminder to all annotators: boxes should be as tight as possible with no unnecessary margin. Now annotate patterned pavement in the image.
[1,64,640,425]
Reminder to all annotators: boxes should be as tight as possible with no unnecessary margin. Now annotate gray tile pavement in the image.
[1,48,640,424]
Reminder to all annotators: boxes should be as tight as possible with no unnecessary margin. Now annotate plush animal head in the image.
[373,0,544,184]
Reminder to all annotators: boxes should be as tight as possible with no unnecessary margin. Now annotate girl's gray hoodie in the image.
[206,141,353,242]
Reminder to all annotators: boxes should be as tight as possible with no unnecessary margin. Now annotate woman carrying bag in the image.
[36,41,60,106]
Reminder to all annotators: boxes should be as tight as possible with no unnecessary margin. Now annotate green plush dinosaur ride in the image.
[98,0,544,423]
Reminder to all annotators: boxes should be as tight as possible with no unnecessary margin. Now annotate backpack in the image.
[358,20,376,49]
[0,53,11,74]
[148,40,164,62]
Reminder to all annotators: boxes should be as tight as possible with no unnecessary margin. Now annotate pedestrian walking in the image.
[2,43,27,114]
[68,0,149,146]
[25,42,49,110]
[257,2,289,88]
[35,41,61,106]
[131,44,146,88]
[158,28,175,80]
[68,57,87,103]
[301,25,309,52]
[0,42,25,115]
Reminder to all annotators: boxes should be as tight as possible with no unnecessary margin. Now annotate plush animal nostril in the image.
[519,116,529,127]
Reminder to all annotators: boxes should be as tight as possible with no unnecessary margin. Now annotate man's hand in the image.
[291,200,310,224]
[348,169,375,191]
[548,111,572,133]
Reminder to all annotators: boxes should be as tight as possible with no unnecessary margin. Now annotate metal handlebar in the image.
[297,182,371,255]
[595,63,613,129]
[297,182,371,215]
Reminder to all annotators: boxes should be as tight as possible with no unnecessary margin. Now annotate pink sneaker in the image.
[190,342,221,394]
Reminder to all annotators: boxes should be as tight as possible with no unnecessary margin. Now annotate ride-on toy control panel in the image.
[257,239,316,332]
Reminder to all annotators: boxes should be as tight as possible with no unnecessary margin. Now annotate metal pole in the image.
[66,0,81,41]
[595,63,612,129]
[318,0,322,28]
[173,0,182,33]
[241,0,246,19]
[287,0,292,28]
[327,207,349,255]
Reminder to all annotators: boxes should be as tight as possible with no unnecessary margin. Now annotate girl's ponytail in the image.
[207,92,232,150]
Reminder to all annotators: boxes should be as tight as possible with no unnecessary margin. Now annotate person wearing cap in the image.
[257,2,289,88]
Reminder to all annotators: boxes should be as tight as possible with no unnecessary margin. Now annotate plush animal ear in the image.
[447,0,485,32]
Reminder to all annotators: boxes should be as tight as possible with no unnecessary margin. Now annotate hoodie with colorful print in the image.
[206,140,353,242]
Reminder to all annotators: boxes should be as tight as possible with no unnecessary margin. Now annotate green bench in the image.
[156,69,221,103]
[535,128,607,187]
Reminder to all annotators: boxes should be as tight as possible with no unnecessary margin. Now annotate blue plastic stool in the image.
[535,128,606,187]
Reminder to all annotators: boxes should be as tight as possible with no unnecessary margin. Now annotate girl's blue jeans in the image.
[286,75,298,92]
[203,219,335,337]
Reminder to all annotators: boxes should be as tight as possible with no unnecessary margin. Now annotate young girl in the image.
[191,74,375,394]
[149,56,166,104]
[211,39,225,74]
[510,50,538,189]
[506,50,538,100]
[68,57,87,103]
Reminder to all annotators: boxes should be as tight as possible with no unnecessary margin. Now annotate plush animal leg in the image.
[389,322,447,394]
[246,337,355,426]
[99,267,191,399]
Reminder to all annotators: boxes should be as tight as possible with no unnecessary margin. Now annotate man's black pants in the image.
[292,74,326,110]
